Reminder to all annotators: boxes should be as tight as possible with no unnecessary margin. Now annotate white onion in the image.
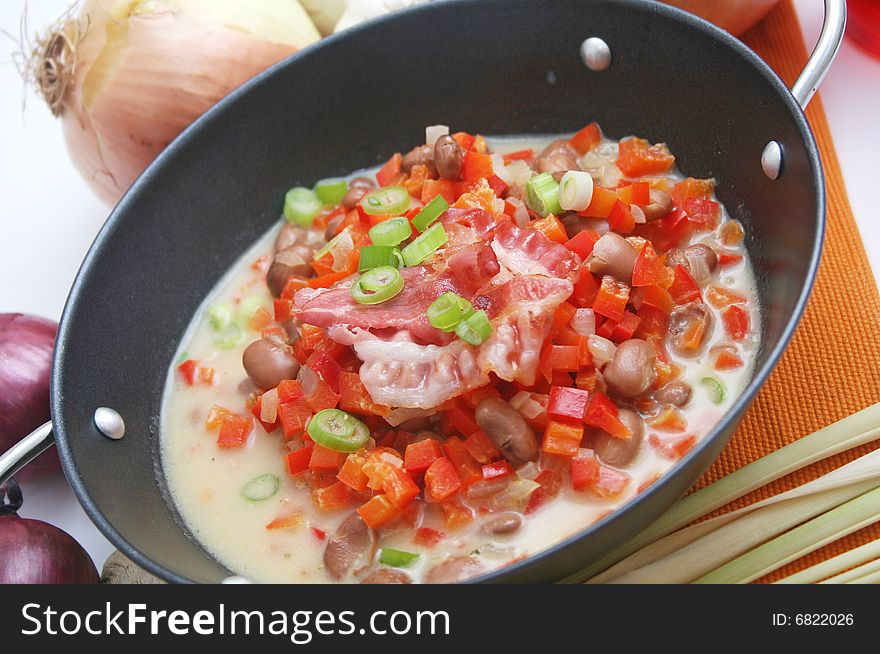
[506,160,533,187]
[492,479,540,511]
[505,197,530,228]
[328,231,354,272]
[25,0,320,204]
[425,124,449,147]
[558,171,594,211]
[516,461,541,481]
[509,390,544,420]
[587,335,617,366]
[632,205,647,224]
[600,164,624,188]
[571,308,596,336]
[490,153,513,184]
[259,388,279,424]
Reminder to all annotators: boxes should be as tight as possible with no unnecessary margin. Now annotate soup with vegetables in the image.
[161,123,759,584]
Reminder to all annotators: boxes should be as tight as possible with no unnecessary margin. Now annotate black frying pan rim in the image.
[51,0,825,584]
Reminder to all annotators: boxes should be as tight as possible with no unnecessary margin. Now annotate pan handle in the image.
[0,422,56,487]
[792,0,846,109]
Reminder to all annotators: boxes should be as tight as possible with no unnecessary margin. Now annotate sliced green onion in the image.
[411,195,449,232]
[315,177,348,206]
[208,304,232,331]
[379,548,421,568]
[350,266,405,305]
[558,170,594,212]
[284,187,322,226]
[214,322,245,349]
[401,223,448,266]
[525,172,563,218]
[360,186,411,216]
[368,217,412,246]
[358,245,404,271]
[455,310,492,345]
[427,292,471,331]
[241,474,280,502]
[236,296,266,326]
[701,377,726,405]
[307,409,371,453]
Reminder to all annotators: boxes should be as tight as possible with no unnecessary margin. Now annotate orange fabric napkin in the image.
[689,1,880,582]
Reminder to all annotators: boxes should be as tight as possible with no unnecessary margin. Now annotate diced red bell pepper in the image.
[635,305,669,339]
[404,439,444,476]
[281,275,310,300]
[592,276,630,322]
[502,148,535,163]
[337,371,390,417]
[671,177,714,206]
[305,379,340,413]
[274,299,293,322]
[312,481,356,512]
[217,414,253,449]
[547,386,590,422]
[610,311,641,343]
[285,445,313,476]
[382,466,421,508]
[462,385,502,408]
[414,527,445,547]
[309,444,344,472]
[442,402,481,438]
[631,241,669,287]
[487,174,508,197]
[569,122,602,155]
[250,397,277,433]
[525,468,563,514]
[584,392,631,439]
[311,527,327,541]
[531,215,569,244]
[452,131,476,152]
[337,454,369,491]
[714,346,744,371]
[442,437,483,488]
[177,359,198,385]
[542,420,584,457]
[565,229,601,260]
[463,430,500,464]
[552,302,577,332]
[591,466,631,498]
[204,405,233,430]
[579,186,618,219]
[277,379,304,403]
[722,305,750,341]
[668,264,702,305]
[376,153,402,187]
[462,150,494,182]
[616,138,675,177]
[633,284,675,315]
[647,406,688,432]
[608,200,635,234]
[617,182,650,206]
[481,459,513,481]
[717,250,744,267]
[653,207,693,252]
[683,197,721,229]
[571,268,600,307]
[307,256,359,289]
[298,324,324,352]
[265,511,304,531]
[542,344,581,374]
[358,495,400,529]
[424,457,463,501]
[306,350,342,392]
[277,396,312,440]
[570,449,601,491]
[649,433,697,460]
[706,286,747,309]
[421,179,461,205]
[439,497,473,530]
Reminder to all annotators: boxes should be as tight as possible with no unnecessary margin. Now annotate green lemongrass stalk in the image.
[595,479,880,584]
[589,448,880,583]
[846,568,880,584]
[775,539,880,583]
[820,556,880,584]
[576,402,880,581]
[694,486,880,584]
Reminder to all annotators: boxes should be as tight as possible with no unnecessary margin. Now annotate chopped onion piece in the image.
[425,124,449,147]
[571,308,596,336]
[297,365,318,397]
[588,335,616,366]
[492,479,541,511]
[559,171,594,212]
[631,205,647,224]
[516,461,541,481]
[260,388,279,424]
[509,390,544,420]
[600,164,624,188]
[490,153,513,184]
[506,160,533,187]
[505,196,530,228]
[328,231,354,272]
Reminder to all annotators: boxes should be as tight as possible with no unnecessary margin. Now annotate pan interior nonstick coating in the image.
[52,0,822,583]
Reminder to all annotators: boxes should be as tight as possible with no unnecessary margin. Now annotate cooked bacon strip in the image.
[491,221,580,281]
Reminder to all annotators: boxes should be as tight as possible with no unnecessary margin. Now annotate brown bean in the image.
[683,244,718,283]
[341,176,375,210]
[474,398,539,465]
[481,512,522,535]
[604,339,657,398]
[561,212,610,239]
[589,232,639,283]
[535,139,581,174]
[641,189,673,222]
[274,224,310,253]
[266,245,314,297]
[425,556,483,584]
[242,338,300,390]
[324,513,375,580]
[281,320,301,345]
[669,303,713,356]
[654,380,692,408]
[434,135,463,180]
[402,144,437,175]
[593,407,644,467]
[361,568,412,584]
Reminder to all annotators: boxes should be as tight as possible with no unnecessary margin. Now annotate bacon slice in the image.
[492,221,580,281]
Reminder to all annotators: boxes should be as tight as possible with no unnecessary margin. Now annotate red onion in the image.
[0,313,60,480]
[0,479,99,584]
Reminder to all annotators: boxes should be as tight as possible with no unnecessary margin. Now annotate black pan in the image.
[1,0,844,583]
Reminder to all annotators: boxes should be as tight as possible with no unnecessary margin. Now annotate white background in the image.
[1,0,878,573]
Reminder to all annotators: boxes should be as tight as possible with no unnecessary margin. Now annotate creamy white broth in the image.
[161,133,760,584]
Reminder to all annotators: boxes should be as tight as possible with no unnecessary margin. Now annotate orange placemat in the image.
[688,1,880,583]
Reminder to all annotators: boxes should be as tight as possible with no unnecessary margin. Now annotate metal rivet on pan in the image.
[580,37,611,72]
[221,575,253,584]
[94,407,125,440]
[761,141,783,180]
